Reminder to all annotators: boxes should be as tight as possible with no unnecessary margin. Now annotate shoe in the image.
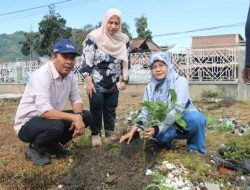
[25,147,51,166]
[92,135,102,147]
[46,143,69,158]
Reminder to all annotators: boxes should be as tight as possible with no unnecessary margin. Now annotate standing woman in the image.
[80,8,130,147]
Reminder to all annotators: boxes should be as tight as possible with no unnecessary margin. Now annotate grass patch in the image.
[0,169,52,190]
[201,89,218,99]
[72,128,91,148]
[222,136,250,161]
[206,114,234,133]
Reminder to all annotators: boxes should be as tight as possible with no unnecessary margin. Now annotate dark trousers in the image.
[89,90,119,135]
[18,110,91,152]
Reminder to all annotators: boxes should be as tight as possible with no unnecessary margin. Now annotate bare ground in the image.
[1,85,250,189]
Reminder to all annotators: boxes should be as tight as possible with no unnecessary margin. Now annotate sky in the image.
[0,0,249,51]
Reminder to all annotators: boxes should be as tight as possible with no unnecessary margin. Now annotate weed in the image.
[73,128,91,148]
[201,89,218,99]
[206,114,234,133]
[146,171,176,190]
[162,153,210,183]
[223,137,250,160]
[110,143,121,156]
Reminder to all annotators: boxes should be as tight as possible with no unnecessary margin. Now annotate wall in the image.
[1,47,250,100]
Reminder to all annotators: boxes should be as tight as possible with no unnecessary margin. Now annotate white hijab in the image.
[87,8,129,79]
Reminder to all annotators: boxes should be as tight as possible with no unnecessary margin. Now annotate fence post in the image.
[16,61,22,84]
[237,46,248,100]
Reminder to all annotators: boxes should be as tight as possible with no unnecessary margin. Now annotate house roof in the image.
[129,38,161,52]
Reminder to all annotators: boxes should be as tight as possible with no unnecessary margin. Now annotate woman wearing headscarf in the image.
[80,8,130,147]
[120,52,206,155]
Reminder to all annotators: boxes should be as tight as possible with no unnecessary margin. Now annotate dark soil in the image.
[62,138,162,190]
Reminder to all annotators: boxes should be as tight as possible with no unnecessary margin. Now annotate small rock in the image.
[105,175,117,184]
[205,182,220,190]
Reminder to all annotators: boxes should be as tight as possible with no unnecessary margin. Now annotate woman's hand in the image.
[117,81,127,91]
[143,127,155,138]
[119,125,138,144]
[85,76,96,98]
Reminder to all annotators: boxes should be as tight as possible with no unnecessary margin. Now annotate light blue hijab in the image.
[146,52,180,103]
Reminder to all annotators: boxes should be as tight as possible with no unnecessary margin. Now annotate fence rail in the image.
[0,48,239,84]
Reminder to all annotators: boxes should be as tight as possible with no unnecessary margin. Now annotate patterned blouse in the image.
[80,37,130,93]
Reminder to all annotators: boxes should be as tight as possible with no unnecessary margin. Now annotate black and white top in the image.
[80,37,130,93]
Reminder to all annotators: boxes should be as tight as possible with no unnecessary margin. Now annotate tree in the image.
[70,24,96,54]
[19,32,40,59]
[19,6,72,57]
[134,15,152,40]
[122,22,132,39]
[38,13,72,56]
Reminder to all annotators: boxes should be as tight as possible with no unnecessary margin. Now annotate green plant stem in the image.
[143,138,146,166]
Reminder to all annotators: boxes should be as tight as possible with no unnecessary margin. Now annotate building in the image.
[191,34,245,49]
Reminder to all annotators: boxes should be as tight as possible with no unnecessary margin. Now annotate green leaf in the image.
[169,89,177,103]
[176,119,187,128]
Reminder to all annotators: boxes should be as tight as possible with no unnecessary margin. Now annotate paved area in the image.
[0,93,22,99]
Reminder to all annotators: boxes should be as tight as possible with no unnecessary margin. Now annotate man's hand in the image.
[242,67,250,83]
[70,114,85,138]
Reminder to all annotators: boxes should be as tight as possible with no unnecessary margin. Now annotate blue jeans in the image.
[155,111,206,154]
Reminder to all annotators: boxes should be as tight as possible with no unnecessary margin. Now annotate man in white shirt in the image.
[14,39,91,165]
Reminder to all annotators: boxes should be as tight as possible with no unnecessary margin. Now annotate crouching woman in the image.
[119,52,206,155]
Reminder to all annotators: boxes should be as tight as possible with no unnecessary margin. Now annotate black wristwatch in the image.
[121,78,129,84]
[75,112,82,116]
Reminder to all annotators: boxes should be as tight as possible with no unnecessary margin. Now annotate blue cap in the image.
[52,39,80,56]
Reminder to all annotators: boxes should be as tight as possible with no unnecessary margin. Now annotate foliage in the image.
[121,22,133,39]
[19,32,40,59]
[206,115,234,133]
[223,138,250,160]
[19,11,72,57]
[163,153,210,183]
[70,24,97,54]
[146,171,176,190]
[38,13,72,56]
[137,89,186,129]
[73,128,91,148]
[134,15,152,40]
[201,89,218,99]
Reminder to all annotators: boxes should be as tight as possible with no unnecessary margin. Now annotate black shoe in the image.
[25,147,51,166]
[46,143,69,158]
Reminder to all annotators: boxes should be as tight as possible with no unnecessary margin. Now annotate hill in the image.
[0,31,30,62]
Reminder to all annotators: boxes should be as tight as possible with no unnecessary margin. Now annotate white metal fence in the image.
[0,48,239,84]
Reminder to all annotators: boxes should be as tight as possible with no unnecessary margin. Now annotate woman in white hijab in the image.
[80,8,130,147]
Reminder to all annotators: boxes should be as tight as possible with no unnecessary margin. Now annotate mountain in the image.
[0,31,30,62]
